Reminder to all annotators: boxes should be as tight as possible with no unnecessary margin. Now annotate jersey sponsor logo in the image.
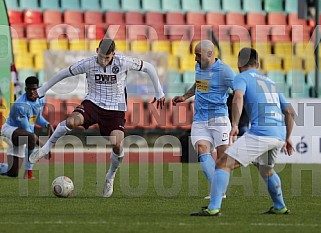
[196,79,209,92]
[95,74,117,84]
[29,115,37,125]
[112,66,120,74]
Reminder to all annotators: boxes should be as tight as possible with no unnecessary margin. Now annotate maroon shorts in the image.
[73,100,125,136]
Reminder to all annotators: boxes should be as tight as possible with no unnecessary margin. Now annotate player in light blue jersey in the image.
[191,48,294,216]
[0,76,53,179]
[173,40,235,197]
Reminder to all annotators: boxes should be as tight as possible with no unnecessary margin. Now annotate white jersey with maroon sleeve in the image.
[69,54,143,111]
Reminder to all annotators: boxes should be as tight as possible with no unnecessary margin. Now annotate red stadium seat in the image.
[271,26,291,43]
[63,11,84,25]
[206,12,225,26]
[230,26,251,43]
[86,25,106,40]
[165,12,189,41]
[186,12,205,26]
[292,25,311,42]
[145,12,164,26]
[10,25,25,39]
[26,24,46,39]
[106,25,126,40]
[267,12,287,26]
[46,24,66,40]
[43,10,63,25]
[148,25,167,41]
[288,13,308,27]
[250,26,271,42]
[226,13,246,26]
[127,25,149,41]
[65,24,85,39]
[105,11,125,25]
[125,11,144,25]
[84,11,103,25]
[8,10,22,25]
[23,10,43,24]
[166,12,185,25]
[246,13,266,27]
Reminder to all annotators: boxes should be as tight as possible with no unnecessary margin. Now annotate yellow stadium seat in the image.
[283,55,303,72]
[303,57,317,72]
[130,40,149,52]
[12,39,28,54]
[232,41,251,56]
[15,53,34,70]
[219,42,233,58]
[34,53,44,71]
[252,42,272,56]
[274,42,293,58]
[69,39,87,51]
[171,40,191,58]
[295,42,314,57]
[180,54,196,72]
[114,40,128,52]
[168,54,179,71]
[88,39,100,51]
[261,54,282,72]
[29,39,48,55]
[220,55,238,72]
[49,39,69,50]
[151,40,171,53]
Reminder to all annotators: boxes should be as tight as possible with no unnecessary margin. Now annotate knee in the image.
[112,143,122,155]
[197,144,210,155]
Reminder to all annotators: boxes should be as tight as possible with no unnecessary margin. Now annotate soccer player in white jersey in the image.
[172,40,235,197]
[29,38,166,197]
[0,76,54,179]
[191,48,295,216]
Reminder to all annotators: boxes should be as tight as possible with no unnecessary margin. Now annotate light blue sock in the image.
[199,153,215,184]
[263,172,286,210]
[208,169,230,211]
[0,163,8,175]
[25,149,35,170]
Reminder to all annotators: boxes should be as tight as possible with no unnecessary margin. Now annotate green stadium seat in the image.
[181,0,202,12]
[307,71,321,97]
[287,71,310,98]
[162,0,182,12]
[5,0,19,10]
[183,71,195,85]
[61,0,81,11]
[19,69,37,85]
[81,0,101,11]
[222,0,242,13]
[20,0,39,10]
[167,71,182,84]
[8,10,22,24]
[37,69,45,85]
[264,0,283,12]
[101,0,122,11]
[285,0,298,13]
[267,71,290,97]
[243,0,263,12]
[121,0,141,12]
[202,0,222,13]
[142,0,162,12]
[40,0,60,11]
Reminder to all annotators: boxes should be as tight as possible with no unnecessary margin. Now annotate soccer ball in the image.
[52,176,74,198]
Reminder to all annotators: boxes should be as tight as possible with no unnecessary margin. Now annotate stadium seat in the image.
[270,27,291,43]
[165,12,185,25]
[86,25,105,40]
[230,26,251,43]
[88,39,99,51]
[222,0,242,12]
[84,11,103,25]
[264,0,283,12]
[130,40,149,52]
[202,0,222,12]
[45,24,65,40]
[166,71,184,99]
[149,25,167,41]
[127,25,149,41]
[105,12,124,25]
[69,39,87,51]
[232,41,251,55]
[81,0,101,11]
[283,55,303,72]
[168,54,179,71]
[162,0,182,12]
[274,42,293,56]
[145,12,164,26]
[206,12,225,26]
[114,40,128,51]
[250,25,271,42]
[125,11,144,25]
[180,54,196,72]
[4,0,19,10]
[29,39,48,55]
[34,53,44,71]
[23,10,43,24]
[106,25,126,40]
[121,0,141,12]
[151,40,171,53]
[220,55,238,71]
[64,11,84,25]
[40,0,60,11]
[20,0,39,10]
[182,71,195,85]
[285,0,298,13]
[66,24,85,39]
[165,12,189,40]
[142,0,162,12]
[181,0,202,12]
[291,25,311,42]
[18,69,37,84]
[261,55,282,72]
[243,0,263,12]
[7,10,22,25]
[267,71,290,97]
[287,70,310,98]
[288,13,308,26]
[267,12,287,26]
[43,10,63,25]
[10,25,25,39]
[219,41,233,57]
[61,0,81,11]
[101,0,122,11]
[295,42,314,57]
[226,13,246,26]
[12,39,28,54]
[15,53,34,70]
[246,13,266,27]
[26,24,46,39]
[253,41,272,56]
[307,71,321,97]
[186,12,205,26]
[48,39,69,50]
[171,41,191,58]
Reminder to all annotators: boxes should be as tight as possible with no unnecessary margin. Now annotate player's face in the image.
[25,84,38,102]
[97,50,115,67]
[194,47,210,69]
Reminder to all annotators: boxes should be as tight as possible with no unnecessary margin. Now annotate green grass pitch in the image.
[1,163,321,233]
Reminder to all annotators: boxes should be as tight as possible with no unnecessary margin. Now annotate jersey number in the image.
[257,80,280,108]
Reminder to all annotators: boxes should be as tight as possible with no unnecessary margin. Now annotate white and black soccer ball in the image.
[52,176,74,198]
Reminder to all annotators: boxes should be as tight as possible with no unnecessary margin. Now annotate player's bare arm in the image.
[172,83,196,106]
[282,105,295,156]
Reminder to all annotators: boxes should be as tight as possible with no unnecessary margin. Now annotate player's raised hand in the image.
[151,96,166,109]
[172,96,186,106]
